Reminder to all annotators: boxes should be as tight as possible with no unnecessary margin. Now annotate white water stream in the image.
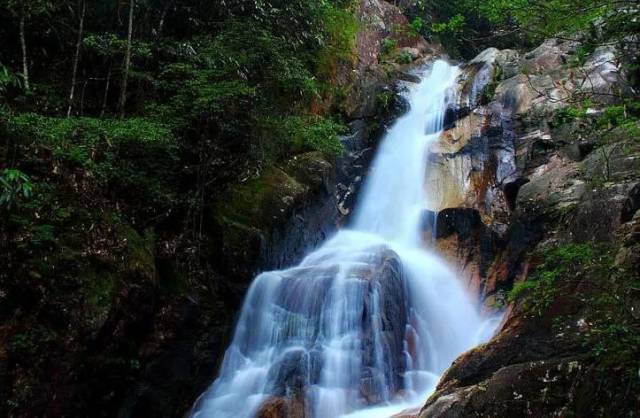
[191,61,500,418]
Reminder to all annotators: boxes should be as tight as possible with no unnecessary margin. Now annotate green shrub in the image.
[6,113,178,210]
[410,17,425,35]
[382,38,398,54]
[261,115,345,158]
[397,52,414,64]
[0,168,33,208]
[554,106,588,124]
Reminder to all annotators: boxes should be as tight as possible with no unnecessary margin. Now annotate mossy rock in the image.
[115,224,157,282]
[217,217,267,279]
[283,151,333,190]
[218,166,309,229]
[213,153,333,279]
[82,267,118,330]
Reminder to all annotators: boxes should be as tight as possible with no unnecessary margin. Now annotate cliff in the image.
[412,37,640,417]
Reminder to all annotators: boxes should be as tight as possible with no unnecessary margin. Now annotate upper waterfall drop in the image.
[190,60,500,418]
[352,60,459,246]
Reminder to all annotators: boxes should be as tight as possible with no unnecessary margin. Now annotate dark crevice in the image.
[503,177,530,211]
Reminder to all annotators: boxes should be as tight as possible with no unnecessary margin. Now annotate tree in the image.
[119,0,135,118]
[67,0,87,117]
[5,0,53,91]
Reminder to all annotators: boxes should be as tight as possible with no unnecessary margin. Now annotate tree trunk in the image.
[19,4,29,91]
[79,79,88,115]
[155,0,172,38]
[118,0,135,119]
[100,64,112,118]
[67,0,86,117]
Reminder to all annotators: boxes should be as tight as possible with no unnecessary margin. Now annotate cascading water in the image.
[191,61,500,418]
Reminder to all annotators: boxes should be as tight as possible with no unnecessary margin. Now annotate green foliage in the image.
[0,65,23,95]
[315,2,359,74]
[10,326,56,355]
[410,17,425,36]
[4,0,57,20]
[572,42,597,67]
[555,101,640,146]
[8,113,172,144]
[0,168,33,208]
[83,33,152,60]
[376,91,394,109]
[588,322,640,365]
[262,115,345,158]
[382,38,398,55]
[595,103,640,138]
[573,244,640,369]
[472,0,640,61]
[554,105,588,124]
[508,243,595,315]
[432,14,466,35]
[396,52,414,65]
[6,113,177,209]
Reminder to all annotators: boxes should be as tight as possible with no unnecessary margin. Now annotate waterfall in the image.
[191,61,501,418]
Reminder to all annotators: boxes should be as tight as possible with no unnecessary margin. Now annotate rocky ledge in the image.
[412,37,640,417]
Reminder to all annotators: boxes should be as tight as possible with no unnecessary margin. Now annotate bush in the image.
[397,52,414,64]
[410,17,424,35]
[382,38,398,54]
[261,115,345,158]
[0,168,33,209]
[5,113,178,211]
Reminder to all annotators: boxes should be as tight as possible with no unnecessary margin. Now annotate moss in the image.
[83,267,117,327]
[283,151,332,188]
[117,225,157,281]
[480,65,502,105]
[508,243,597,315]
[218,167,308,229]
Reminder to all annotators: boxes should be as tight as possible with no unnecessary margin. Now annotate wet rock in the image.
[397,71,422,84]
[257,395,310,418]
[360,248,408,396]
[420,357,587,418]
[521,38,574,74]
[341,0,434,119]
[426,208,506,301]
[267,349,313,396]
[215,154,338,281]
[494,49,521,79]
[252,246,408,411]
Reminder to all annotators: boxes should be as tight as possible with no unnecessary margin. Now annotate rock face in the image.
[415,37,640,417]
[424,36,631,300]
[340,0,435,119]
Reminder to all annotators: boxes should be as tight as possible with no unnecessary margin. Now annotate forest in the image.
[1,0,639,417]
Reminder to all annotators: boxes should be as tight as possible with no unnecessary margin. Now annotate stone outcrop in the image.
[249,246,408,414]
[424,36,632,301]
[413,37,640,418]
[340,0,436,119]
